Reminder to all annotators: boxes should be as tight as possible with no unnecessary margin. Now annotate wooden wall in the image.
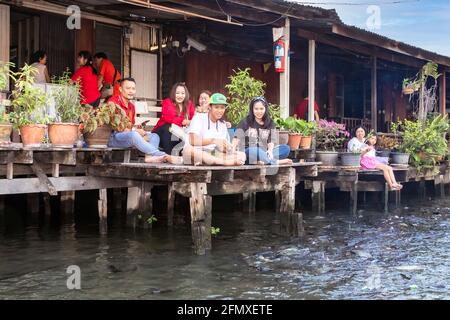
[184,51,279,107]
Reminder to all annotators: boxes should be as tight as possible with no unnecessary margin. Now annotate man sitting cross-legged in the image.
[107,77,182,164]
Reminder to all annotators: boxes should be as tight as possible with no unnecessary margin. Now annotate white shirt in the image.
[185,113,229,151]
[31,62,47,84]
[347,137,366,152]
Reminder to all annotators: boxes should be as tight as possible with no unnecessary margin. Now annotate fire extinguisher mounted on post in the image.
[274,36,286,73]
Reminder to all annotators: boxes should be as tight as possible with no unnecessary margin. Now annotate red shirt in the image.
[152,98,195,132]
[99,59,121,97]
[108,95,136,125]
[71,66,101,104]
[294,98,319,120]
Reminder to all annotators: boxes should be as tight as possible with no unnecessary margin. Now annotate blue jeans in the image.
[108,131,166,156]
[245,144,290,165]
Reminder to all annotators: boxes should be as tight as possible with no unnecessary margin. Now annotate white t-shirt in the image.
[185,113,229,151]
[347,137,366,152]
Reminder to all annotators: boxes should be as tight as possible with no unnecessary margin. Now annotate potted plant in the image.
[48,71,83,147]
[315,120,349,166]
[273,116,289,145]
[390,122,410,165]
[281,116,302,150]
[0,61,14,144]
[376,134,398,158]
[402,77,419,95]
[298,119,317,149]
[340,145,362,166]
[80,101,132,148]
[9,64,50,147]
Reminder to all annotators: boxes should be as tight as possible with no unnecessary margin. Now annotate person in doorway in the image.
[152,82,196,155]
[94,52,121,99]
[293,88,320,121]
[183,93,246,166]
[71,51,101,108]
[30,50,50,84]
[232,96,292,165]
[107,77,182,164]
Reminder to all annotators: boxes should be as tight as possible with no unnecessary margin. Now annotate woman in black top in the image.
[232,96,292,165]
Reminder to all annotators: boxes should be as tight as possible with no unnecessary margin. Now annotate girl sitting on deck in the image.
[232,96,292,165]
[183,93,246,166]
[357,130,403,190]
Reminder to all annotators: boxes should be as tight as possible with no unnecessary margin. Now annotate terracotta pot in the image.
[0,123,13,143]
[48,123,79,147]
[277,130,289,145]
[288,133,302,150]
[299,135,312,149]
[402,87,414,95]
[83,125,112,148]
[20,124,47,147]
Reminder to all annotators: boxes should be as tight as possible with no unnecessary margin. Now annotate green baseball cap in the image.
[209,93,228,106]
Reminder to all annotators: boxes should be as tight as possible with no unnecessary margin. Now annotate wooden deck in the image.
[3,142,450,255]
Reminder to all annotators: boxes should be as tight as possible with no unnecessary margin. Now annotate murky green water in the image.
[0,189,449,300]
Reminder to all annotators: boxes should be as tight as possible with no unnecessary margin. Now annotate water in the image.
[0,191,450,300]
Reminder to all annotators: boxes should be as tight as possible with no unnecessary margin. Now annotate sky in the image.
[289,0,450,57]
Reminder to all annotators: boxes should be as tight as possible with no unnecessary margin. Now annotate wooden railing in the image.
[340,117,372,132]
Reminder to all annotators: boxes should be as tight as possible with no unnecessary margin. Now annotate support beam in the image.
[371,57,378,132]
[98,189,108,235]
[308,39,316,122]
[279,18,290,119]
[440,71,447,115]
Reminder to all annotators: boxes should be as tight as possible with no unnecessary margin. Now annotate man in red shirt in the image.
[94,52,121,98]
[107,78,182,164]
[293,88,320,121]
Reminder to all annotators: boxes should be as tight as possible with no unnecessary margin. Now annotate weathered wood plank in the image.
[33,150,77,165]
[31,163,58,196]
[0,150,33,164]
[0,164,87,177]
[98,189,108,235]
[0,177,141,195]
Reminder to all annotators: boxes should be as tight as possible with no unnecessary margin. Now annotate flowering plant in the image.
[80,102,132,134]
[315,120,349,151]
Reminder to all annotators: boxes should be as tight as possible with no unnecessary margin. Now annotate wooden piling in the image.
[98,188,108,235]
[167,183,175,227]
[126,186,141,228]
[189,183,211,255]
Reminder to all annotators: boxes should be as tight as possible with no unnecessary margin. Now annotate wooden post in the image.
[27,193,41,219]
[189,183,211,255]
[279,168,301,236]
[279,17,290,119]
[308,39,316,122]
[311,180,325,214]
[384,183,389,213]
[167,183,175,227]
[371,56,378,132]
[98,189,108,235]
[0,195,5,230]
[6,163,13,180]
[60,191,75,215]
[440,71,446,115]
[419,179,426,200]
[395,190,401,207]
[249,192,256,214]
[126,186,141,228]
[140,182,153,230]
[350,181,358,215]
[0,5,10,77]
[43,194,52,217]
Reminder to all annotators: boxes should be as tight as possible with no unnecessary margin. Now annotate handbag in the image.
[100,68,117,99]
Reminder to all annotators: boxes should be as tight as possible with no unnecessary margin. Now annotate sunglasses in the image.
[251,96,268,104]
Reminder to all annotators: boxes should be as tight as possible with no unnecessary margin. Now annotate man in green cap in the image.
[183,93,246,166]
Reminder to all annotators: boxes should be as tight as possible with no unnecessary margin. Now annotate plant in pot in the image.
[0,61,15,144]
[9,64,50,147]
[283,116,302,150]
[392,115,449,171]
[273,115,289,145]
[315,120,349,166]
[340,144,362,167]
[80,101,132,148]
[298,119,317,149]
[390,121,410,165]
[48,71,83,147]
[376,134,398,158]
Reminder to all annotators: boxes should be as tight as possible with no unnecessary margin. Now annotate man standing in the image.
[108,77,182,164]
[293,88,320,121]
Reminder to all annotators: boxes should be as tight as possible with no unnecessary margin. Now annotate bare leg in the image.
[388,166,403,189]
[377,164,394,188]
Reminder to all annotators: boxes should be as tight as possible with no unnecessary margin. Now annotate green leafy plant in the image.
[51,70,83,123]
[146,215,157,225]
[298,119,317,136]
[0,61,15,91]
[226,68,273,126]
[9,64,49,127]
[211,227,220,235]
[392,115,449,170]
[80,101,132,134]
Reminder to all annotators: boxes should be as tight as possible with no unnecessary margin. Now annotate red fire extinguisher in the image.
[274,37,286,73]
